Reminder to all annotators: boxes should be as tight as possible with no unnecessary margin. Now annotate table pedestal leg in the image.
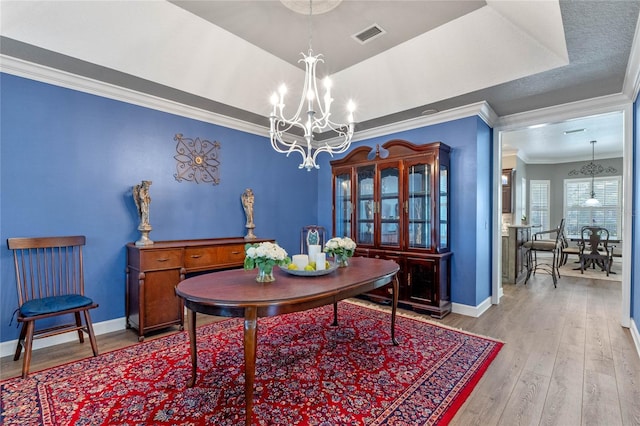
[391,275,399,346]
[244,306,258,426]
[186,309,197,388]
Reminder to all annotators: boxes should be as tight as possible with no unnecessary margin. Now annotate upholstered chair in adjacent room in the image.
[523,219,565,287]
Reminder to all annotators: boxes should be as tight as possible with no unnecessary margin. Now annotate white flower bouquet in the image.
[244,241,290,275]
[323,237,356,266]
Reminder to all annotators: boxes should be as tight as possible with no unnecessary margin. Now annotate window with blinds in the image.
[563,176,621,238]
[529,180,550,231]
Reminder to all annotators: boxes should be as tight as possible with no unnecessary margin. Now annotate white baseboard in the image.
[0,317,127,358]
[451,296,492,318]
[630,318,640,359]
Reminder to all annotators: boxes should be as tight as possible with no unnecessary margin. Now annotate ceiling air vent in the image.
[352,24,386,44]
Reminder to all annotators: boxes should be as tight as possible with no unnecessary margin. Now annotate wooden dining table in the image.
[569,237,621,273]
[174,256,400,425]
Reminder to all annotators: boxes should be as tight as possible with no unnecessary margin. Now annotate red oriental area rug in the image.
[1,301,502,425]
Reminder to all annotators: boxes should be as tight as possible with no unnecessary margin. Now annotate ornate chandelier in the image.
[269,0,355,171]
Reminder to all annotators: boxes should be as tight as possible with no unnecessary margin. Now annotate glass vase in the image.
[336,255,349,268]
[256,267,275,282]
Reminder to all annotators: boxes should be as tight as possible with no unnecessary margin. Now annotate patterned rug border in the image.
[345,298,506,344]
[343,300,504,425]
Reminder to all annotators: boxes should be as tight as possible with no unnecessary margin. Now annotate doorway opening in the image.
[492,107,632,328]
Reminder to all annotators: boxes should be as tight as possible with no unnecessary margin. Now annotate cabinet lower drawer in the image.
[184,244,246,270]
[139,249,183,270]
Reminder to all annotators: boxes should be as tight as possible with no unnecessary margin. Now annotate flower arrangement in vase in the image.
[244,241,290,282]
[323,237,357,267]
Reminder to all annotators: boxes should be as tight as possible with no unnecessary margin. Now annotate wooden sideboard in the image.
[126,237,272,341]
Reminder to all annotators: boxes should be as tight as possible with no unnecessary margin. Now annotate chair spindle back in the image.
[8,236,86,307]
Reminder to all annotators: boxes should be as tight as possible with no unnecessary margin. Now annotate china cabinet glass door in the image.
[334,171,352,238]
[407,162,431,250]
[439,164,449,250]
[356,165,375,245]
[379,164,400,248]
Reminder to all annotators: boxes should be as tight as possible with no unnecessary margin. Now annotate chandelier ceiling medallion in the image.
[270,0,355,171]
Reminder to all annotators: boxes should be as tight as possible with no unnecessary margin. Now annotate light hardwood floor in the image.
[2,272,639,425]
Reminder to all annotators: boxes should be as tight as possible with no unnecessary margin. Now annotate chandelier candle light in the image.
[269,0,356,171]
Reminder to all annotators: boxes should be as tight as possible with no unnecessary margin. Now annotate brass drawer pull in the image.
[231,251,241,255]
[190,254,202,258]
[156,258,169,262]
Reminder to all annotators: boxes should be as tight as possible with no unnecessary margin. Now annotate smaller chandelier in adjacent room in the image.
[269,0,355,171]
[583,140,601,207]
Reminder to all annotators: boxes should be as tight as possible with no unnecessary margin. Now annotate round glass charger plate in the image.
[279,262,339,277]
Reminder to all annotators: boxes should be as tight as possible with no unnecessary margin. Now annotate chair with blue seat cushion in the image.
[7,235,99,378]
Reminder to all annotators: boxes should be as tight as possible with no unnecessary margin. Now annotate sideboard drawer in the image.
[139,249,183,270]
[184,244,246,270]
[215,244,246,264]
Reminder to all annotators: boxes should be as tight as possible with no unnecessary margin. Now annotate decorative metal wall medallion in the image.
[173,133,221,185]
[568,163,617,177]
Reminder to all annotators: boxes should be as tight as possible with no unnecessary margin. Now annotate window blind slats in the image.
[564,177,621,238]
[529,180,550,231]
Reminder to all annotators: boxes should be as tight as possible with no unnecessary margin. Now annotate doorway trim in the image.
[491,95,633,328]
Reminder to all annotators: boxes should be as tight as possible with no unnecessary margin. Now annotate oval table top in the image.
[175,256,399,316]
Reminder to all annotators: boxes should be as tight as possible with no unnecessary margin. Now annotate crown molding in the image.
[0,55,269,138]
[1,54,501,145]
[3,52,633,146]
[349,101,498,144]
[495,92,632,132]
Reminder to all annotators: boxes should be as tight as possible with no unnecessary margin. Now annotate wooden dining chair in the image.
[7,235,99,378]
[300,225,326,254]
[560,225,586,266]
[578,226,613,276]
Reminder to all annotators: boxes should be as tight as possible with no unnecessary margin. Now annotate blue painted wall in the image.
[0,73,319,342]
[316,117,493,308]
[0,72,493,344]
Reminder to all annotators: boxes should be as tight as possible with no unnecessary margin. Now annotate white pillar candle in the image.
[308,245,321,260]
[292,254,309,270]
[315,253,326,270]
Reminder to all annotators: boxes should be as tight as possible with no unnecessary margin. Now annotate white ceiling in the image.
[501,111,624,164]
[1,1,638,162]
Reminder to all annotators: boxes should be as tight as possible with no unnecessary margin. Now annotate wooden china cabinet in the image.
[331,140,452,318]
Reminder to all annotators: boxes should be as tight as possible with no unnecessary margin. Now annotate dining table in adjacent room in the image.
[174,256,400,426]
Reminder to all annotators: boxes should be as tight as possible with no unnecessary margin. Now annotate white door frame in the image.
[491,98,632,328]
